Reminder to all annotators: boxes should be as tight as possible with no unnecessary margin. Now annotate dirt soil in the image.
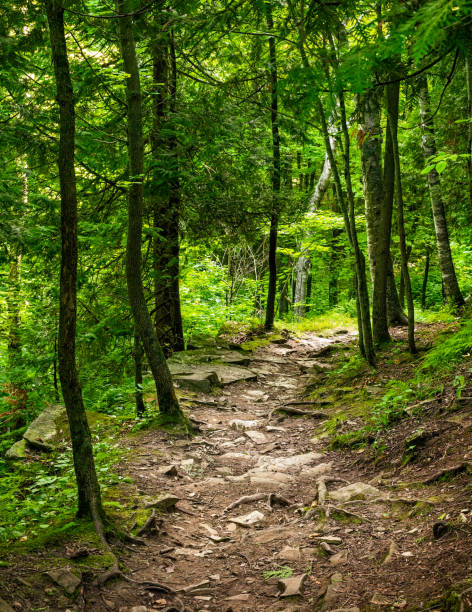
[2,327,472,611]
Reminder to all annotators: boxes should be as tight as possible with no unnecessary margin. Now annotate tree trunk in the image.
[293,255,310,318]
[417,75,464,308]
[359,88,390,344]
[7,248,22,366]
[292,115,336,316]
[116,0,183,420]
[383,98,407,327]
[387,80,416,354]
[151,25,184,355]
[133,328,145,417]
[318,94,375,364]
[465,49,472,217]
[264,0,280,331]
[421,247,431,310]
[45,0,104,521]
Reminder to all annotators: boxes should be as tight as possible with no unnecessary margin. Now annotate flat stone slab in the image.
[245,430,268,445]
[210,365,258,385]
[329,482,385,503]
[23,404,65,450]
[173,370,219,393]
[228,510,265,527]
[253,452,324,473]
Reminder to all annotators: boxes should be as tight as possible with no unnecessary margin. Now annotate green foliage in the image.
[421,319,472,372]
[262,565,294,580]
[0,438,130,547]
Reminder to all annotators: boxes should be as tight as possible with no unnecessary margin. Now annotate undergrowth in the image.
[329,317,472,450]
[0,435,131,548]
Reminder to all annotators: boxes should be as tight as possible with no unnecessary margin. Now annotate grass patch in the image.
[282,310,356,335]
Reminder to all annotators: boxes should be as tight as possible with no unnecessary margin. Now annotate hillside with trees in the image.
[1,0,472,610]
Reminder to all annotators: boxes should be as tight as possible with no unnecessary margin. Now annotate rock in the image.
[249,471,292,487]
[266,425,286,432]
[321,572,343,610]
[46,568,81,594]
[254,452,324,473]
[229,419,260,431]
[278,573,307,597]
[382,541,398,564]
[160,465,178,477]
[173,371,219,393]
[244,430,268,445]
[0,599,15,612]
[320,541,334,555]
[210,365,258,385]
[304,462,333,478]
[370,593,394,606]
[330,550,348,565]
[328,482,385,503]
[182,580,211,593]
[228,510,265,527]
[226,594,250,601]
[5,439,28,459]
[23,404,65,451]
[329,609,360,612]
[252,526,293,544]
[313,535,342,545]
[276,546,301,561]
[144,493,179,511]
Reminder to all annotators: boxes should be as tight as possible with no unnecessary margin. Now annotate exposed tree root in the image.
[268,405,328,420]
[224,492,291,513]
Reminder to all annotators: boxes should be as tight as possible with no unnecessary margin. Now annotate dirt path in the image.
[34,331,472,611]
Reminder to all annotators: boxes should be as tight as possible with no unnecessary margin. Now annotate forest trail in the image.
[83,329,472,612]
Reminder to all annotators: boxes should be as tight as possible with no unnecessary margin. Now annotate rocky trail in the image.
[3,329,472,611]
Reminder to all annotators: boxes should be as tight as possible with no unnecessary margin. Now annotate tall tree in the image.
[151,19,185,355]
[264,0,280,331]
[417,74,464,308]
[358,88,391,345]
[116,0,185,421]
[44,0,105,523]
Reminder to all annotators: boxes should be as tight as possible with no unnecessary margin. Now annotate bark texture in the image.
[359,89,390,344]
[387,80,416,353]
[417,75,464,308]
[264,0,280,331]
[151,25,184,355]
[117,0,183,419]
[45,0,104,520]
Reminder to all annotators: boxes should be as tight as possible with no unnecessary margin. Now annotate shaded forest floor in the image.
[2,322,472,611]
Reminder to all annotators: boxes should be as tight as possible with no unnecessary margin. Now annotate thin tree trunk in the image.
[294,255,310,318]
[465,50,472,216]
[387,80,416,354]
[133,328,145,417]
[383,99,408,326]
[421,247,431,310]
[292,115,336,316]
[359,88,390,344]
[417,75,464,308]
[45,0,104,521]
[116,0,183,420]
[318,94,375,364]
[264,0,280,331]
[7,249,22,365]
